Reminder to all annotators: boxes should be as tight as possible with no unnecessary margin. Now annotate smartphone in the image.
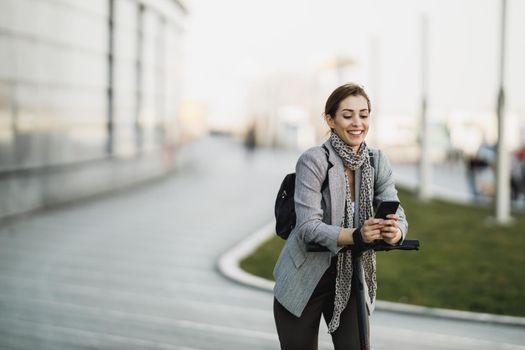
[374,200,400,219]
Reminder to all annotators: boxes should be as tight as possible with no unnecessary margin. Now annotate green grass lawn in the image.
[240,189,525,317]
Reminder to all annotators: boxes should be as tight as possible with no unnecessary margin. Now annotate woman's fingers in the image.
[382,223,398,231]
[364,218,383,228]
[381,221,398,233]
[381,228,397,238]
[383,226,401,245]
[362,225,383,242]
[361,217,401,243]
[382,219,396,226]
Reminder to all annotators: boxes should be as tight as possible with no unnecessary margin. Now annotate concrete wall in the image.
[0,149,174,220]
[0,0,186,220]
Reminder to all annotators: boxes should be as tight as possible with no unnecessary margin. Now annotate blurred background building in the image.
[2,0,525,219]
[0,0,186,220]
[179,0,525,207]
[182,0,524,159]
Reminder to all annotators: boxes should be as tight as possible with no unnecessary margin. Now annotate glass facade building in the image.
[0,0,186,218]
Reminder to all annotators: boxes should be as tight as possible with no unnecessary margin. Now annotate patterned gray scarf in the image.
[327,132,377,333]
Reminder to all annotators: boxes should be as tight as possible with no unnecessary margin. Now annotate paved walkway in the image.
[0,136,524,349]
[0,136,298,349]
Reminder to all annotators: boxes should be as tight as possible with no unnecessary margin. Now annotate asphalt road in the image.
[0,136,523,350]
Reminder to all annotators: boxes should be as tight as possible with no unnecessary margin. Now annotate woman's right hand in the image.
[360,218,384,243]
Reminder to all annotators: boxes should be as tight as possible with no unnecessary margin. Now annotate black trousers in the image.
[274,258,369,350]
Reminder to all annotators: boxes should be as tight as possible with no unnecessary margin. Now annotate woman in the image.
[273,83,408,349]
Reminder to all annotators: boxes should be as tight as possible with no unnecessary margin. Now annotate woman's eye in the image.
[343,115,351,119]
[360,114,368,118]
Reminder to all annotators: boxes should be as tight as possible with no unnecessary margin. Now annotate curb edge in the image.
[217,222,275,292]
[217,221,525,327]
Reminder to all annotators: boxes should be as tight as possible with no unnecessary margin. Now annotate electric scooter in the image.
[308,239,420,350]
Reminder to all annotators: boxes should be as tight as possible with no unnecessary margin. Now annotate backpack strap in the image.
[368,149,377,184]
[369,150,382,211]
[321,144,331,191]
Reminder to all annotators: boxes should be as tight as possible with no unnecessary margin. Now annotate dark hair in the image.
[324,83,371,118]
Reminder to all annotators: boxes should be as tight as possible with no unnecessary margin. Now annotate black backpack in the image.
[274,148,375,240]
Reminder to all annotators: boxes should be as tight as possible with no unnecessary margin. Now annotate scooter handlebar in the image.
[307,239,420,252]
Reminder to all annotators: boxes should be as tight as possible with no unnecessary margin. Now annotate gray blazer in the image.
[273,140,408,318]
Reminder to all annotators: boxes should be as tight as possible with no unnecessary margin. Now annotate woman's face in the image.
[326,94,369,152]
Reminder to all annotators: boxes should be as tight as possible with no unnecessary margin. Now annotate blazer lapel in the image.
[324,141,346,226]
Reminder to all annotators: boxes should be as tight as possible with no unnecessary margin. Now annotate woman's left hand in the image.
[381,214,402,245]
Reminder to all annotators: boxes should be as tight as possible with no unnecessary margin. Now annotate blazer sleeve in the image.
[293,147,342,254]
[374,149,409,241]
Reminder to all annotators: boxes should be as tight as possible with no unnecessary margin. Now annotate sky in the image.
[180,0,525,142]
